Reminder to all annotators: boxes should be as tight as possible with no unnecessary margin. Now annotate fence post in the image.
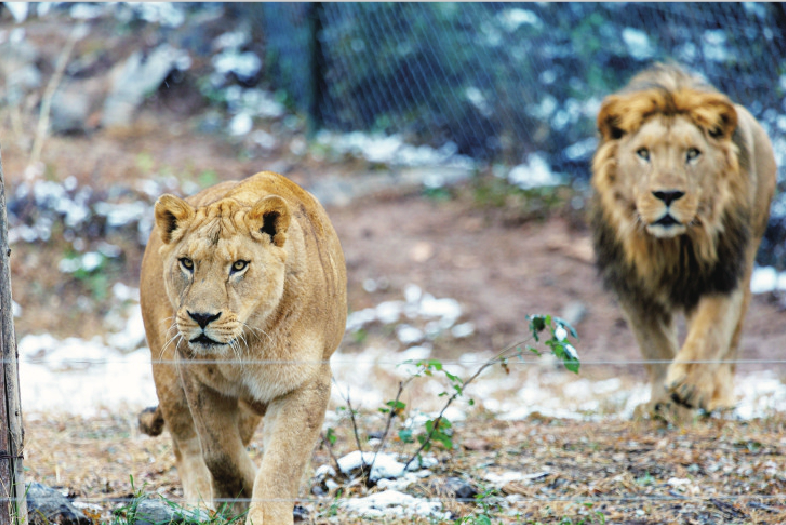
[0,145,26,524]
[306,2,323,140]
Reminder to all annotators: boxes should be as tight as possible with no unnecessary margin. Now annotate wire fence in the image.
[246,2,786,268]
[255,3,786,168]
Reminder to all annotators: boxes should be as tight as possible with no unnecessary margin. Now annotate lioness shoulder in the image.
[140,171,347,524]
[589,63,776,414]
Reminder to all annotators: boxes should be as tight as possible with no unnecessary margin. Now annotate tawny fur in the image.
[139,171,347,524]
[589,64,776,414]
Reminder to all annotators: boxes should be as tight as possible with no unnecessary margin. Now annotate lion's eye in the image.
[636,148,650,162]
[230,260,249,274]
[686,148,701,163]
[179,257,194,272]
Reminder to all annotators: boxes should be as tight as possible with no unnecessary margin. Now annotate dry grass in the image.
[23,410,786,524]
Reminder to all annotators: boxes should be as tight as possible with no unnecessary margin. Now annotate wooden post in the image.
[306,2,324,140]
[0,144,26,524]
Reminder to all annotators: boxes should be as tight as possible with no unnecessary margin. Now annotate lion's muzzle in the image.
[643,188,691,237]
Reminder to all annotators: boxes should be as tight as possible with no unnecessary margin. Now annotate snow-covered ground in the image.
[17,284,786,423]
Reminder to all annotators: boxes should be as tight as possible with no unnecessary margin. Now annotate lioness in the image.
[590,64,776,414]
[139,171,347,524]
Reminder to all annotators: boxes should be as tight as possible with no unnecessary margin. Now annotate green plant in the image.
[325,313,580,487]
[636,471,655,487]
[111,475,144,524]
[107,475,251,524]
[454,486,502,525]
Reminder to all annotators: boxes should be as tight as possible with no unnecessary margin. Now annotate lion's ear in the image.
[597,96,627,142]
[155,194,195,245]
[248,195,291,247]
[691,95,737,140]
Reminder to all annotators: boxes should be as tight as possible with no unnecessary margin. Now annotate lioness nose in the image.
[652,190,685,206]
[188,311,221,328]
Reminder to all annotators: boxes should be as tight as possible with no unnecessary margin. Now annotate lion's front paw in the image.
[665,363,715,410]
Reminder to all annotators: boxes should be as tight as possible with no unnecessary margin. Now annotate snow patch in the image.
[339,489,447,519]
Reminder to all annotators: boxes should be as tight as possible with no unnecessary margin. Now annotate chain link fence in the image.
[255,3,785,165]
[250,2,786,266]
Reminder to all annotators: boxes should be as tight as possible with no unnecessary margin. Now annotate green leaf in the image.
[326,428,337,446]
[554,316,579,339]
[435,433,453,450]
[386,400,406,410]
[444,370,460,383]
[563,356,580,374]
[398,429,414,443]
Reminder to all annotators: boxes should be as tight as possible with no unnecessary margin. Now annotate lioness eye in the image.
[686,148,701,162]
[636,148,650,161]
[179,257,194,272]
[231,260,249,274]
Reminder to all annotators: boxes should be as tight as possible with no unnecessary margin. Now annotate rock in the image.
[26,482,90,525]
[132,500,173,525]
[293,504,309,522]
[50,84,91,134]
[426,476,478,501]
[102,43,190,128]
[132,499,209,525]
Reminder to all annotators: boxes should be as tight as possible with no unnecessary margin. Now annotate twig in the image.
[336,385,370,483]
[366,378,411,486]
[28,24,85,170]
[401,336,533,472]
[319,432,341,476]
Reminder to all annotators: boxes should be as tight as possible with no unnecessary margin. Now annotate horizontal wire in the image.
[12,494,784,505]
[12,358,786,366]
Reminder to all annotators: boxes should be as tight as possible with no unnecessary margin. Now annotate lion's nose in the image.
[652,190,685,206]
[188,311,221,328]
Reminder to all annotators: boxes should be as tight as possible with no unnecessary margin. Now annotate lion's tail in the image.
[138,405,165,436]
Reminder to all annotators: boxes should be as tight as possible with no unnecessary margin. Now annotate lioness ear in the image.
[597,96,626,142]
[691,95,737,140]
[248,195,291,247]
[155,194,195,245]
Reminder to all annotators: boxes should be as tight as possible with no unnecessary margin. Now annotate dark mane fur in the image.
[590,200,750,312]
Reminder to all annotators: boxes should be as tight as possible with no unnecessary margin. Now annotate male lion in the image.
[138,171,347,524]
[589,64,776,414]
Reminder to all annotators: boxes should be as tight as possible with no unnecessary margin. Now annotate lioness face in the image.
[615,115,729,238]
[154,194,291,355]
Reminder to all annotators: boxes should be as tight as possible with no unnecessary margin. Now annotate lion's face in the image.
[593,87,739,242]
[614,115,730,238]
[154,194,291,355]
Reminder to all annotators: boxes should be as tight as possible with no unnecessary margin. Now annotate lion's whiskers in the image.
[242,322,271,343]
[160,321,182,361]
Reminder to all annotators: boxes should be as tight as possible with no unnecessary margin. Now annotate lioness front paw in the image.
[665,363,715,410]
